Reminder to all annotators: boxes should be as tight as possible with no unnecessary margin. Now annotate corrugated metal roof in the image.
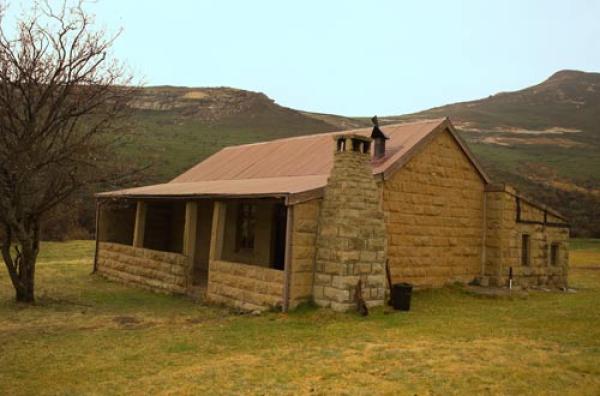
[100,118,483,200]
[171,118,447,182]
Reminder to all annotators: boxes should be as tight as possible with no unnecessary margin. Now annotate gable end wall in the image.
[383,129,485,287]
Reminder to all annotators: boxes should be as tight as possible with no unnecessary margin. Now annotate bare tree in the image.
[0,1,140,302]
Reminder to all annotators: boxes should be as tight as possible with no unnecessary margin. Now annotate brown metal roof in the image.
[99,118,489,201]
[171,118,449,182]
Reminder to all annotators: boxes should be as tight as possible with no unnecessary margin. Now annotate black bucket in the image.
[390,283,413,311]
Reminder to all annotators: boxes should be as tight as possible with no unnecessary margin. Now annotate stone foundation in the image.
[96,242,188,294]
[206,260,284,311]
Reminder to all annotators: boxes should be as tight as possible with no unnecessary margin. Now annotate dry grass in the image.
[1,240,600,395]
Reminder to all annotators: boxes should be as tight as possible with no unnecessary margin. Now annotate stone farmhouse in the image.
[95,118,570,312]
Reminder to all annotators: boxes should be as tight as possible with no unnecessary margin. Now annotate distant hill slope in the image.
[390,70,600,134]
[122,86,367,182]
[115,71,599,236]
[382,70,600,236]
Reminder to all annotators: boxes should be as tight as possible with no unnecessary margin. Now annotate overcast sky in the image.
[7,0,600,115]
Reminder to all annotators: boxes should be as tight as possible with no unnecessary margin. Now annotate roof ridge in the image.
[222,118,448,150]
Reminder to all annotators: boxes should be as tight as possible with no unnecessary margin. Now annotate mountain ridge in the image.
[110,70,599,236]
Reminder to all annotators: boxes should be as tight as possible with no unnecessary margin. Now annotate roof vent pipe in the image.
[370,115,389,160]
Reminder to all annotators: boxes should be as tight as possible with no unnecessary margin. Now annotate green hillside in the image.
[385,70,600,182]
[126,71,600,185]
[120,87,367,182]
[381,70,600,236]
[63,71,599,239]
[388,70,600,130]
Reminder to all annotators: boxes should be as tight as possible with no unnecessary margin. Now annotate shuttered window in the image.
[550,243,559,266]
[236,203,256,251]
[521,234,530,266]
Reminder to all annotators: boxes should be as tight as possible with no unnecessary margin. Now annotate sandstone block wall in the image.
[383,129,485,287]
[314,135,387,312]
[206,260,284,311]
[289,199,320,308]
[96,242,188,294]
[483,190,505,281]
[485,188,569,288]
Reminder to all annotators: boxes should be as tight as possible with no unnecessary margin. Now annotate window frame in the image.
[235,203,256,252]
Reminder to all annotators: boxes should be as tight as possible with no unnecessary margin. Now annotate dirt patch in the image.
[112,315,148,330]
[480,136,510,146]
[494,126,582,134]
[186,317,209,324]
[481,136,583,148]
[456,123,583,135]
[113,315,140,325]
[182,91,208,100]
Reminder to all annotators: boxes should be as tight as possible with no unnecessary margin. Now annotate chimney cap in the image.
[370,116,389,140]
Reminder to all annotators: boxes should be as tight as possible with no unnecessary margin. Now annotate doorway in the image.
[271,204,287,270]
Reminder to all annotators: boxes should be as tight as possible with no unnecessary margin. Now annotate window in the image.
[521,234,530,266]
[550,243,560,266]
[236,203,256,251]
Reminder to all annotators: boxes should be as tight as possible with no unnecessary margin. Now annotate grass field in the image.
[1,240,600,395]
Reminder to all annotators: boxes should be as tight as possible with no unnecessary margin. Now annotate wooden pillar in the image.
[209,201,226,262]
[132,200,147,248]
[93,200,101,273]
[183,201,198,258]
[183,201,199,290]
[282,205,294,312]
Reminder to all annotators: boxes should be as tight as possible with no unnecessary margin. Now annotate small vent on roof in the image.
[370,115,389,160]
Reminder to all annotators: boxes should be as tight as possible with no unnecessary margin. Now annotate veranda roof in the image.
[96,175,328,203]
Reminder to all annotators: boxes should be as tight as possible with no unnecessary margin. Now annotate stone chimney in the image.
[312,133,387,312]
[370,115,389,160]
